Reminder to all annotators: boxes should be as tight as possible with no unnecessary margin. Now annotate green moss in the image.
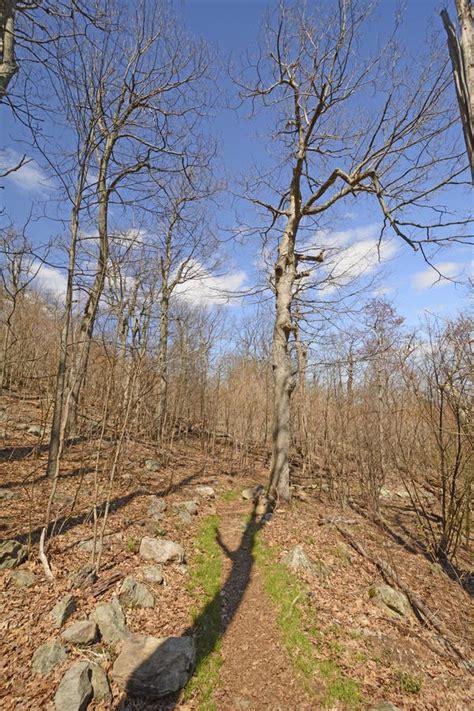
[125,536,140,553]
[184,515,222,709]
[253,530,361,708]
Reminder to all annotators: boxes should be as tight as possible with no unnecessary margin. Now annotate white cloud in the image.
[309,223,381,250]
[0,148,52,192]
[174,260,247,306]
[30,264,68,298]
[320,237,398,293]
[372,285,395,297]
[411,262,462,291]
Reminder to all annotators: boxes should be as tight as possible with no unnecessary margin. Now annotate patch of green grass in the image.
[397,670,422,694]
[253,531,361,708]
[221,489,238,502]
[126,536,140,553]
[184,515,222,709]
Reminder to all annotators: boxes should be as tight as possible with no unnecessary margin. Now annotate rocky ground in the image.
[0,396,472,710]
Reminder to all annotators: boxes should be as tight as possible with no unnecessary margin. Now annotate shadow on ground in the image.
[114,504,265,710]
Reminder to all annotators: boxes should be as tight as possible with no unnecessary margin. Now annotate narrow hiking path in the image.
[208,501,312,711]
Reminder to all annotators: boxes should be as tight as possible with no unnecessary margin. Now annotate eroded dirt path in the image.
[210,502,312,711]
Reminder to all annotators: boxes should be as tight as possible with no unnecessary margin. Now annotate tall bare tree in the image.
[239,0,471,501]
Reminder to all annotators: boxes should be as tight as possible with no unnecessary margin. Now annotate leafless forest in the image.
[0,1,472,710]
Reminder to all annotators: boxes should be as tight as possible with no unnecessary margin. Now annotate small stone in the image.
[177,564,188,576]
[139,537,185,565]
[0,488,15,500]
[50,594,76,628]
[369,584,411,617]
[368,703,401,711]
[32,638,67,675]
[144,459,160,472]
[72,564,97,589]
[62,621,98,646]
[142,566,164,585]
[27,425,43,436]
[255,496,270,515]
[174,500,198,516]
[54,661,92,711]
[10,568,36,588]
[195,485,215,498]
[111,634,196,698]
[16,422,30,430]
[242,485,264,501]
[282,545,314,573]
[148,496,167,518]
[118,576,155,609]
[90,597,129,644]
[0,539,27,569]
[89,663,111,703]
[380,487,392,499]
[178,509,193,525]
[77,535,112,553]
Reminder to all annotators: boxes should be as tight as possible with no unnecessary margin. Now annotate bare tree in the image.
[238,0,471,501]
[441,0,474,182]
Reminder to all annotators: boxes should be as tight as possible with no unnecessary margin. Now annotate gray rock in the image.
[148,496,167,519]
[242,485,264,501]
[368,703,401,711]
[77,535,112,553]
[10,568,36,588]
[379,487,392,499]
[119,576,155,609]
[112,634,196,698]
[27,425,43,436]
[0,539,27,569]
[32,638,67,675]
[16,422,30,431]
[139,537,185,565]
[177,564,188,576]
[195,485,215,498]
[89,663,111,703]
[142,566,164,585]
[174,500,198,516]
[72,564,97,589]
[62,620,97,646]
[282,545,314,573]
[0,488,15,500]
[255,497,270,515]
[369,584,411,617]
[144,459,160,472]
[178,509,193,526]
[54,661,92,711]
[90,597,129,644]
[50,594,76,628]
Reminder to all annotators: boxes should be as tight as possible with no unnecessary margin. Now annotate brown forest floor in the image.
[0,394,473,710]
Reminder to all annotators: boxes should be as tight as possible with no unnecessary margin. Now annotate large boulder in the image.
[32,638,67,675]
[118,576,155,609]
[112,634,195,698]
[62,621,98,646]
[54,661,93,711]
[90,597,129,644]
[0,540,27,569]
[50,594,76,628]
[369,584,411,617]
[139,537,185,564]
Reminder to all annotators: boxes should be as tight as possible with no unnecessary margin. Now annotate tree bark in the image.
[156,290,169,443]
[268,210,299,502]
[0,1,18,101]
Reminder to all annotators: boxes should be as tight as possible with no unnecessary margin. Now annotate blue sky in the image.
[0,0,472,329]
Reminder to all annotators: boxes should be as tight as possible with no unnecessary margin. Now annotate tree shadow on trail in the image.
[114,504,266,710]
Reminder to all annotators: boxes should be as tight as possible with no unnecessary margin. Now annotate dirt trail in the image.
[210,502,312,711]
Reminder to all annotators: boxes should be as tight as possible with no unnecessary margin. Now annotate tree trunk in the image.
[268,212,299,502]
[0,1,18,101]
[156,291,169,443]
